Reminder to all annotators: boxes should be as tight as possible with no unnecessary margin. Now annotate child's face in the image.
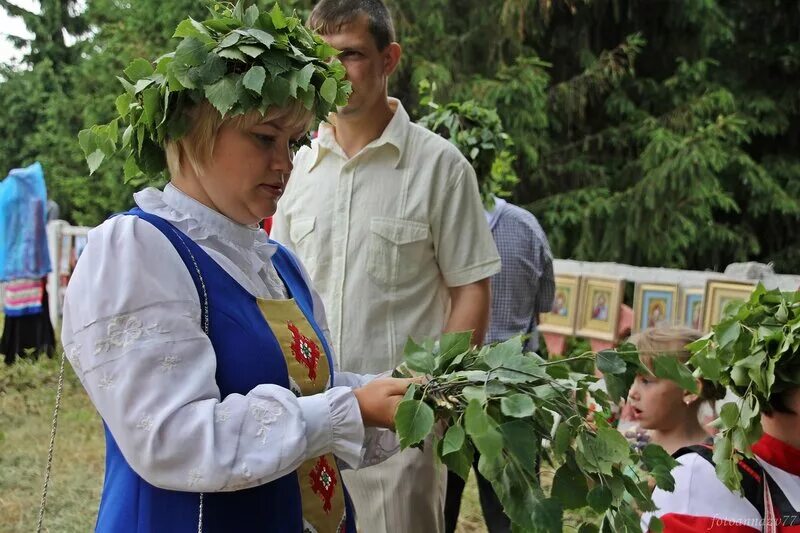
[627,373,688,431]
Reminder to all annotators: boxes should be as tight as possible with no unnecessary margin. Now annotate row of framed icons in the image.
[540,275,756,341]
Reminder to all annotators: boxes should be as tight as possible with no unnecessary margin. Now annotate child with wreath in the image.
[641,291,800,532]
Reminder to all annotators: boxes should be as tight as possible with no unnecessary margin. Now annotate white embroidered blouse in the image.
[61,183,396,493]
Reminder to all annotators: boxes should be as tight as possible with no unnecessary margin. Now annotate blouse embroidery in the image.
[94,313,170,356]
[136,414,154,432]
[249,400,285,445]
[160,355,181,372]
[97,374,116,391]
[187,468,203,488]
[66,343,82,373]
[214,406,231,423]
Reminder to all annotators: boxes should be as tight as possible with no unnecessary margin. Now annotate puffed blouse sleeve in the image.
[60,215,365,493]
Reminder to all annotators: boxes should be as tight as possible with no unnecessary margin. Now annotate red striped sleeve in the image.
[655,513,759,532]
[642,453,763,532]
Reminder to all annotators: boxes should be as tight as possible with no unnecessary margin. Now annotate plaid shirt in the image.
[485,201,555,352]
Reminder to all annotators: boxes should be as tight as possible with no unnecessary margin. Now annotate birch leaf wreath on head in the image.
[417,87,519,208]
[78,1,351,184]
[687,285,800,491]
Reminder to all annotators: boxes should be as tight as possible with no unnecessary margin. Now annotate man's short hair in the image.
[308,0,396,50]
[764,387,798,415]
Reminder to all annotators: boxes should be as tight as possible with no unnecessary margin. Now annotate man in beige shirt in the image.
[272,1,501,530]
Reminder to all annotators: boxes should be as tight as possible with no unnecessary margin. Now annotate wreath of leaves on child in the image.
[687,285,800,491]
[78,1,351,184]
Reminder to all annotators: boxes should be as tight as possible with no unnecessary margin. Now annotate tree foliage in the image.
[1,0,798,271]
[386,0,800,272]
[0,0,208,224]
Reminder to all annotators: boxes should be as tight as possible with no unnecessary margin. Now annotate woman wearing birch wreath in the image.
[65,3,413,532]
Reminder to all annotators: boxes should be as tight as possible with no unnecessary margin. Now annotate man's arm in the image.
[535,244,555,316]
[431,158,499,346]
[531,222,555,339]
[445,278,491,346]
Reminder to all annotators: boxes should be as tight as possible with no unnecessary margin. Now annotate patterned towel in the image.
[3,278,44,317]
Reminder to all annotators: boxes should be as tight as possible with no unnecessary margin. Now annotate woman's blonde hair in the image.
[165,99,313,178]
[630,327,725,401]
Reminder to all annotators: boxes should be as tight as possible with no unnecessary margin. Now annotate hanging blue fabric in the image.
[0,161,52,281]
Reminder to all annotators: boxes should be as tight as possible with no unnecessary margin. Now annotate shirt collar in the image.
[753,432,800,476]
[485,196,508,230]
[135,183,273,253]
[307,97,409,172]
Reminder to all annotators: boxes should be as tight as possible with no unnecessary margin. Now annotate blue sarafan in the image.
[95,210,357,532]
[0,161,52,281]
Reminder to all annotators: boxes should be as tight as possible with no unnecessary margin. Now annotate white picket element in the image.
[46,220,91,329]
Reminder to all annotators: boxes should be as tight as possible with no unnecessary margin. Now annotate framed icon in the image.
[679,288,704,331]
[703,280,756,330]
[576,276,625,341]
[633,283,679,332]
[540,274,581,335]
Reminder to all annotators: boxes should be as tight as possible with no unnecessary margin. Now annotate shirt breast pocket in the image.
[367,217,430,287]
[288,215,317,269]
[289,215,316,249]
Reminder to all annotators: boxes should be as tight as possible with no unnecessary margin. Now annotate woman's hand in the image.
[353,378,416,430]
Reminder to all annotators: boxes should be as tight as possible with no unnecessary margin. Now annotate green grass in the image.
[0,353,104,532]
[454,477,488,533]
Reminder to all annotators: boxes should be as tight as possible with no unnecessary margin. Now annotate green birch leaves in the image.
[79,1,351,182]
[688,285,800,491]
[393,332,674,532]
[596,285,800,493]
[417,96,519,208]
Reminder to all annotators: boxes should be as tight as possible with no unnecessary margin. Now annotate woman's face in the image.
[196,114,307,225]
